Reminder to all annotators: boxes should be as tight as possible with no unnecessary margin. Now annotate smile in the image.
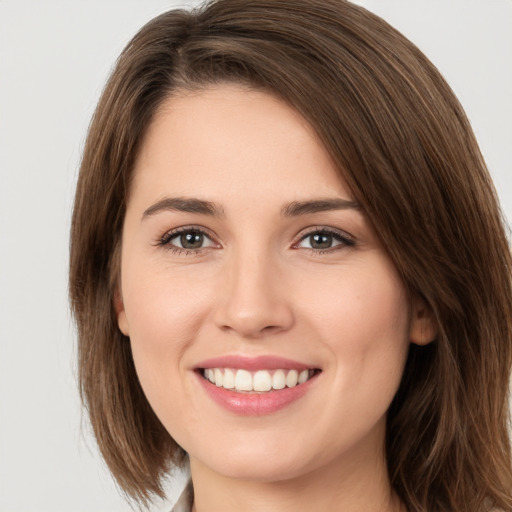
[202,368,316,393]
[194,355,321,415]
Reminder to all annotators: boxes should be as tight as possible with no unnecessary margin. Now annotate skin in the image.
[116,84,436,512]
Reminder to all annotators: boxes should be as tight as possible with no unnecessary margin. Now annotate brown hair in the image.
[69,0,512,509]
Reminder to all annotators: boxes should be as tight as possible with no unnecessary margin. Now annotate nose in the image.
[213,249,294,339]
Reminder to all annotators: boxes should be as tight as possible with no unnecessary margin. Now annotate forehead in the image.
[131,84,352,209]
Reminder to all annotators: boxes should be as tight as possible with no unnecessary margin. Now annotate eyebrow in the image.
[141,196,361,221]
[281,198,361,216]
[142,197,225,219]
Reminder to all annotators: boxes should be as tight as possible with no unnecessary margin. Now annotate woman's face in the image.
[117,85,429,483]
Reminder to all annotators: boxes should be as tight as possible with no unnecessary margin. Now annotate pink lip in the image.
[193,355,321,416]
[195,354,314,372]
[196,375,318,415]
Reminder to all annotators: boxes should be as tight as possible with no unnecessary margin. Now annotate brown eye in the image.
[162,229,215,251]
[297,229,354,251]
[179,231,205,249]
[309,233,334,249]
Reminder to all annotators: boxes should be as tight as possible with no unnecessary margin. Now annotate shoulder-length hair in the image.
[69,0,512,509]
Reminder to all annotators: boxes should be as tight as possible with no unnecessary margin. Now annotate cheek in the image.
[120,262,214,402]
[123,254,213,340]
[298,261,411,392]
[300,261,409,341]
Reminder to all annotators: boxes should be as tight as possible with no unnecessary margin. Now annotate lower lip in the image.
[195,371,319,416]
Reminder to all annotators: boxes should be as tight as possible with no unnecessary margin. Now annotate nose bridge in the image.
[214,241,293,337]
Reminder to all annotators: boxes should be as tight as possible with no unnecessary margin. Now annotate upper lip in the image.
[194,355,318,372]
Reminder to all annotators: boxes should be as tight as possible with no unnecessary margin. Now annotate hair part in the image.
[70,0,512,509]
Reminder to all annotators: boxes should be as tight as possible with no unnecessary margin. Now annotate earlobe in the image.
[114,288,130,336]
[409,296,438,346]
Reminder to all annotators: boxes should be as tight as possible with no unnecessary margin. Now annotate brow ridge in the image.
[142,196,361,221]
[282,198,361,216]
[142,197,224,219]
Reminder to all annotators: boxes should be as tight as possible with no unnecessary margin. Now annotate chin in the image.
[188,433,327,484]
[207,456,311,483]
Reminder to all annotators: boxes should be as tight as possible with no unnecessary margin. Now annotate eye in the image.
[159,228,216,252]
[295,228,354,252]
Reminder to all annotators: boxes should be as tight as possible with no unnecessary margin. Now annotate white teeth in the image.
[286,369,298,388]
[235,369,253,391]
[222,368,235,389]
[253,370,272,392]
[272,370,286,390]
[203,368,315,393]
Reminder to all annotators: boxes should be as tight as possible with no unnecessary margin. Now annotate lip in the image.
[193,355,321,416]
[194,354,314,372]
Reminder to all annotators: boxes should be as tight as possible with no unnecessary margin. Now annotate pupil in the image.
[181,232,203,249]
[311,233,332,249]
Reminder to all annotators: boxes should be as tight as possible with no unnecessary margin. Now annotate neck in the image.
[189,425,402,512]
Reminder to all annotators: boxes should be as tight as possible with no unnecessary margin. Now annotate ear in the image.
[114,288,130,336]
[409,295,438,346]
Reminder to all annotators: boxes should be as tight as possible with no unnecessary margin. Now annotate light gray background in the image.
[1,1,511,511]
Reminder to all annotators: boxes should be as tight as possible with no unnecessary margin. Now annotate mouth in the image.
[194,355,322,414]
[199,367,320,393]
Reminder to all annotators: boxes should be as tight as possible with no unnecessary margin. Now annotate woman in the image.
[69,0,512,510]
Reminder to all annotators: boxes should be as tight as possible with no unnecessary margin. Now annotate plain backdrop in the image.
[0,1,511,511]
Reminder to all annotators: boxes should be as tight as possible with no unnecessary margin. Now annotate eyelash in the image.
[293,227,355,253]
[156,226,355,255]
[156,226,218,256]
